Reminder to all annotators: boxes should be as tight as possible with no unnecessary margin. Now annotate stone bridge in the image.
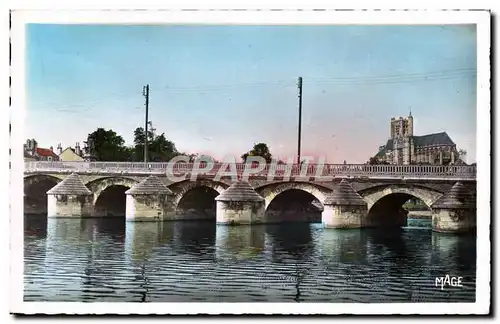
[24,162,477,233]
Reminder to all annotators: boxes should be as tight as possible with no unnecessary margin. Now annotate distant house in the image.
[59,147,84,161]
[57,143,84,161]
[36,147,59,161]
[374,113,465,165]
[56,142,96,161]
[24,139,59,162]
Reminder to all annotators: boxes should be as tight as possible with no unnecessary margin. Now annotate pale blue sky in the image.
[26,24,477,163]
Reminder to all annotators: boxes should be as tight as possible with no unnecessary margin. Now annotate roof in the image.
[60,147,82,156]
[375,132,456,157]
[215,181,264,202]
[375,142,391,158]
[125,175,173,195]
[324,179,367,206]
[36,147,58,157]
[431,182,476,209]
[413,132,455,147]
[62,147,76,153]
[46,173,92,195]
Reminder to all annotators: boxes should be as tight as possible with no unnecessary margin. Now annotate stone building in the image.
[374,113,464,165]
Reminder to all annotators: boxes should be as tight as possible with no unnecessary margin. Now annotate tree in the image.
[133,123,180,162]
[367,156,389,165]
[241,143,272,163]
[132,123,155,161]
[150,133,179,161]
[85,128,131,161]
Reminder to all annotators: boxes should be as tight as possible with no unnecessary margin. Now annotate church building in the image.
[374,113,464,165]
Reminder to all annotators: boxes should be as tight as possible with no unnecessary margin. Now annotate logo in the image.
[435,275,463,290]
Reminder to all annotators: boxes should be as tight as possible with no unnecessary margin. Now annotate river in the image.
[23,215,476,303]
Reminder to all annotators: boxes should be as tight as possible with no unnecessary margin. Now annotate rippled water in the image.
[24,215,476,302]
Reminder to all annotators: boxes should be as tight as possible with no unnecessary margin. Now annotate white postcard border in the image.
[9,9,491,315]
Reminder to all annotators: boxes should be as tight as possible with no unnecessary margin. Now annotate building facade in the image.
[24,139,59,162]
[57,143,85,161]
[375,114,464,165]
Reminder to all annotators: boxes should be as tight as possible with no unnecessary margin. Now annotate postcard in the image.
[9,8,491,316]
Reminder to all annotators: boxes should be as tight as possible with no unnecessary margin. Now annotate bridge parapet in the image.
[24,161,477,181]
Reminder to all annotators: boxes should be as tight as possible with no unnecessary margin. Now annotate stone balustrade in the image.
[24,161,477,181]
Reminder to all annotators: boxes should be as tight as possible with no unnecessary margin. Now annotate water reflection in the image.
[42,219,96,301]
[47,218,85,243]
[215,225,265,262]
[171,221,216,258]
[91,218,126,243]
[24,216,477,303]
[125,222,172,264]
[320,229,368,265]
[24,215,47,239]
[365,228,422,281]
[431,232,477,274]
[266,223,313,262]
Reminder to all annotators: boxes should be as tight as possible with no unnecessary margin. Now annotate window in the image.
[47,156,52,162]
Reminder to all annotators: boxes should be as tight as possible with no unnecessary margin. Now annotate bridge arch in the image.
[258,181,329,210]
[169,179,229,219]
[24,174,63,214]
[86,177,139,204]
[24,174,63,188]
[359,184,443,228]
[257,182,329,223]
[359,184,444,211]
[86,177,139,217]
[169,179,228,207]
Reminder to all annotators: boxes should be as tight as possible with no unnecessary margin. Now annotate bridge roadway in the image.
[25,161,477,181]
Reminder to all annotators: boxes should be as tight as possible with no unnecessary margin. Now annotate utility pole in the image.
[142,84,149,163]
[297,77,303,165]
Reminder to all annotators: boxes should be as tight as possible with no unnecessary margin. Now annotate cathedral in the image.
[374,113,464,165]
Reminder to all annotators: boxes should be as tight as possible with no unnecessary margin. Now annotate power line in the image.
[156,68,476,92]
[306,73,476,85]
[44,68,477,115]
[305,68,476,82]
[159,80,296,92]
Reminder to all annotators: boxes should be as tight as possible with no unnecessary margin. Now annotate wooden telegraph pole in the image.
[143,84,149,163]
[297,77,303,165]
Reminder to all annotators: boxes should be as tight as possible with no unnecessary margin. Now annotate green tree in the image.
[132,123,155,161]
[150,133,179,161]
[85,128,131,161]
[241,143,273,163]
[367,156,389,165]
[133,123,180,162]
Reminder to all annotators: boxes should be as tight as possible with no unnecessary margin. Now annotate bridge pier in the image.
[46,173,93,218]
[322,179,368,228]
[215,181,265,225]
[125,176,175,222]
[431,182,476,233]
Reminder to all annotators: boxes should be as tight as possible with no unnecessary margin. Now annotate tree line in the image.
[83,123,274,163]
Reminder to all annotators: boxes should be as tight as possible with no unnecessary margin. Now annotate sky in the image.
[25,24,477,163]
